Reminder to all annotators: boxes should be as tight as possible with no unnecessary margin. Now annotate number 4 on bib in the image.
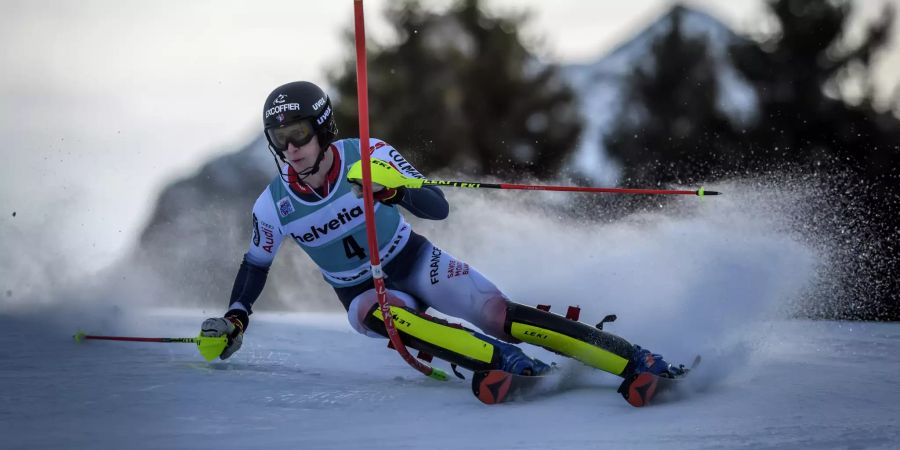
[343,236,367,260]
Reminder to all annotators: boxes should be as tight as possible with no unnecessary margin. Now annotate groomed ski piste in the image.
[3,180,900,449]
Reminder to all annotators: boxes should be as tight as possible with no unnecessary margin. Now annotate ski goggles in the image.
[265,119,315,151]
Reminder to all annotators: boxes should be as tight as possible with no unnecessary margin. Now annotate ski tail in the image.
[472,369,559,405]
[619,372,665,407]
[617,355,701,407]
[473,371,516,404]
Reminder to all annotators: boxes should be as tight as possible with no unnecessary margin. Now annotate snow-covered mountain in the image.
[563,5,757,184]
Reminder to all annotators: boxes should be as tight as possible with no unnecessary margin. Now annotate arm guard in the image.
[226,255,270,328]
[394,185,449,220]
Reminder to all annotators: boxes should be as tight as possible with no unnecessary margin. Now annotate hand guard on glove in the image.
[346,159,410,205]
[201,309,248,360]
[348,180,405,205]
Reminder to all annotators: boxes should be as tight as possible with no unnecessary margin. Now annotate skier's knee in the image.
[476,295,518,342]
[347,289,421,337]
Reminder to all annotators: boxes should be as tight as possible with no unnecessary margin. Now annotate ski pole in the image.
[416,180,718,197]
[353,0,447,381]
[418,179,720,197]
[73,331,228,362]
[347,160,721,197]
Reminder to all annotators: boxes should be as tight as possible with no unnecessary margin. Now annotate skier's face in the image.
[283,133,321,174]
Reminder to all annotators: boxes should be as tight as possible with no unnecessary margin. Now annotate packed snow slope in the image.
[3,179,899,449]
[5,314,900,449]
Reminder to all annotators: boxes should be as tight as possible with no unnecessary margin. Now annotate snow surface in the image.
[5,312,900,449]
[4,178,900,449]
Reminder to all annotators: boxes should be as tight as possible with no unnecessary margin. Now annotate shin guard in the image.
[505,303,635,376]
[363,304,500,372]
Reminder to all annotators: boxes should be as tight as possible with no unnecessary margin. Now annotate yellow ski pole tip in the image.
[73,330,87,343]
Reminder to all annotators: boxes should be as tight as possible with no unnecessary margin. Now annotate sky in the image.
[1,0,898,275]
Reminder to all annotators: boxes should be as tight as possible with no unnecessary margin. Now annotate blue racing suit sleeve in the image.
[395,185,449,220]
[227,255,270,316]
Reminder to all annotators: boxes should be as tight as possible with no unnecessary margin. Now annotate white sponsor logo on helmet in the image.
[312,97,327,111]
[316,106,332,125]
[265,103,301,119]
[273,94,287,105]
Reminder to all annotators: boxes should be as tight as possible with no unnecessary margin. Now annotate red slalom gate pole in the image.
[353,0,446,380]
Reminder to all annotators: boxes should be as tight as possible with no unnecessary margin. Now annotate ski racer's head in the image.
[262,81,338,178]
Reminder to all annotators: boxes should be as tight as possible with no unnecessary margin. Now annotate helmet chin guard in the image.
[266,140,328,183]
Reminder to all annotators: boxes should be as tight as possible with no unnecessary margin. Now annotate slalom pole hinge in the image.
[595,314,618,331]
[450,364,466,380]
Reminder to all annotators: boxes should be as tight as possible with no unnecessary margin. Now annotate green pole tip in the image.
[696,187,721,197]
[73,330,87,343]
[428,368,449,381]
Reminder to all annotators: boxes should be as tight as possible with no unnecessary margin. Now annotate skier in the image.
[201,81,685,389]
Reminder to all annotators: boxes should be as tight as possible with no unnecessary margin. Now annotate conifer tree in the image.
[330,0,582,179]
